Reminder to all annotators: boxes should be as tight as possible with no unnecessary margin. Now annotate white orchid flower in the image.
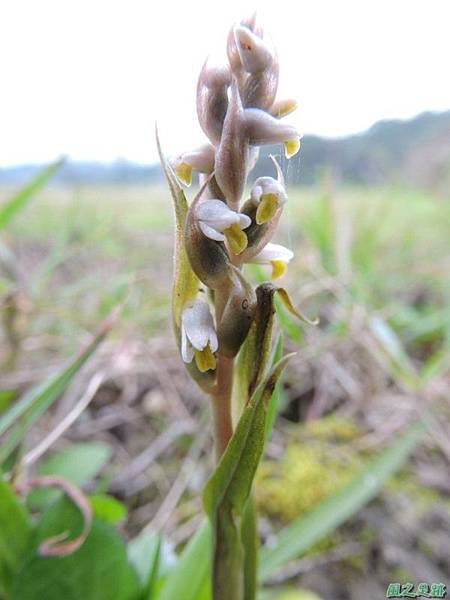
[172,143,215,187]
[250,155,287,224]
[251,242,294,279]
[181,299,218,372]
[196,199,251,255]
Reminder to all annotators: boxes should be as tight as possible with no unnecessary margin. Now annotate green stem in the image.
[212,508,243,600]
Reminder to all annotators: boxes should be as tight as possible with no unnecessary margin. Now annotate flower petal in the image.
[182,300,217,352]
[197,199,238,230]
[199,221,226,242]
[252,242,294,264]
[244,108,300,146]
[181,325,195,363]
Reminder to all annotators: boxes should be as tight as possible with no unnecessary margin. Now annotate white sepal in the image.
[180,300,218,364]
[251,242,294,265]
[196,199,251,242]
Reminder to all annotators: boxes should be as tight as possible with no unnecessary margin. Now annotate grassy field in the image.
[1,181,449,598]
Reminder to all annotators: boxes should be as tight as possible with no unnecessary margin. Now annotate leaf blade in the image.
[0,158,64,230]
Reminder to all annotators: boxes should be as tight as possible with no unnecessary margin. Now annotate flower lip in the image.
[196,199,251,243]
[181,299,218,364]
[251,177,287,205]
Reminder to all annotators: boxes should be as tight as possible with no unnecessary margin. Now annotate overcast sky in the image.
[1,0,449,166]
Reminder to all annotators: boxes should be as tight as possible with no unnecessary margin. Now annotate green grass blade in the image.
[0,158,64,230]
[259,421,425,581]
[158,520,211,600]
[0,312,116,464]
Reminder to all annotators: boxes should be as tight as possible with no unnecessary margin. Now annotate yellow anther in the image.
[271,260,288,279]
[194,345,217,372]
[284,138,301,159]
[224,223,248,255]
[174,161,193,186]
[256,193,279,224]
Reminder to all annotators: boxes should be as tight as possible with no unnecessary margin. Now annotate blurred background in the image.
[0,1,449,598]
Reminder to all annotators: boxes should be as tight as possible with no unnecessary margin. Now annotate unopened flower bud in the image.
[181,299,218,372]
[227,14,264,77]
[233,25,273,74]
[244,108,301,157]
[172,143,215,187]
[197,61,231,145]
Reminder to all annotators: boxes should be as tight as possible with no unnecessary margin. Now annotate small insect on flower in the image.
[195,199,251,255]
[250,242,294,279]
[181,299,218,372]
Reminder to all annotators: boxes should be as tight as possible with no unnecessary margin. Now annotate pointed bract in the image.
[215,79,248,210]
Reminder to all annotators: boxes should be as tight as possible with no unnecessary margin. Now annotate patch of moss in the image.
[256,417,363,523]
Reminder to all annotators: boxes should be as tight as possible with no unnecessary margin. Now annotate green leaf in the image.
[368,316,419,389]
[11,496,139,600]
[205,355,291,519]
[264,336,284,442]
[259,421,425,581]
[204,356,292,600]
[28,443,112,509]
[0,314,115,465]
[0,476,31,597]
[0,389,16,414]
[0,158,64,230]
[90,494,127,524]
[156,128,214,391]
[155,127,199,329]
[158,520,211,600]
[241,496,258,600]
[127,532,161,599]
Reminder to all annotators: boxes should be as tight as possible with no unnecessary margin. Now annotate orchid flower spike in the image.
[250,155,287,224]
[196,199,251,255]
[172,143,215,187]
[244,108,302,158]
[250,242,294,279]
[181,299,218,372]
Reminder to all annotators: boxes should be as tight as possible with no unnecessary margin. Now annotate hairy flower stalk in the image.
[159,14,311,600]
